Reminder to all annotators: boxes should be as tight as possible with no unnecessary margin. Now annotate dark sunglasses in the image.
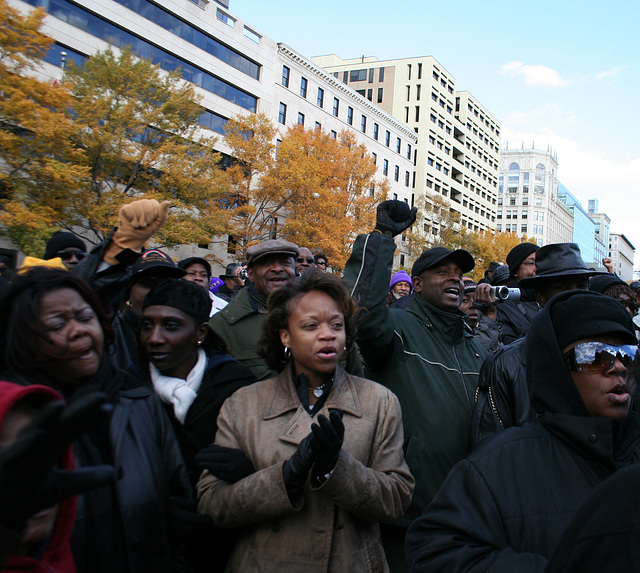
[563,342,637,373]
[57,250,87,261]
[296,257,315,264]
[316,260,327,266]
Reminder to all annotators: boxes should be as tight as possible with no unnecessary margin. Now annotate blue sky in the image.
[232,0,640,255]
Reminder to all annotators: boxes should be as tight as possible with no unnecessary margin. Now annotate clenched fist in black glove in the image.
[375,200,417,237]
[282,433,315,500]
[311,410,344,485]
[195,443,255,484]
[0,393,117,535]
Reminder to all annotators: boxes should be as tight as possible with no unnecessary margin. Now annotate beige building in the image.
[312,54,501,241]
[497,147,573,246]
[609,233,635,281]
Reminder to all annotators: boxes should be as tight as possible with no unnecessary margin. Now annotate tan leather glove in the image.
[103,199,170,265]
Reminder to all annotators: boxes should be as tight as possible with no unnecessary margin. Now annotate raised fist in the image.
[375,200,417,237]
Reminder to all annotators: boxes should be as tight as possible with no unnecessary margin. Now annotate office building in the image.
[312,54,501,241]
[10,0,415,267]
[497,147,572,246]
[588,199,611,269]
[609,233,635,281]
[557,183,597,266]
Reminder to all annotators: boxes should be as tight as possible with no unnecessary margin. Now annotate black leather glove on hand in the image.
[282,433,315,500]
[0,393,117,534]
[374,200,418,237]
[310,410,344,485]
[195,443,255,484]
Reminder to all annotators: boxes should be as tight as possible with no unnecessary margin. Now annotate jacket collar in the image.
[406,295,467,343]
[263,363,362,422]
[217,285,267,325]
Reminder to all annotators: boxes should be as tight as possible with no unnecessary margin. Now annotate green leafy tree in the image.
[0,0,88,254]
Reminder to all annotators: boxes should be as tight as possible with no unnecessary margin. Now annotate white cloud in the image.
[500,61,570,88]
[502,125,640,257]
[596,66,625,80]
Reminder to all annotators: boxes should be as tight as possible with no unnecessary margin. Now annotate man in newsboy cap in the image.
[209,239,299,380]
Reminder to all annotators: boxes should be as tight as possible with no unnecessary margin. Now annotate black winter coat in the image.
[406,291,640,573]
[469,336,531,448]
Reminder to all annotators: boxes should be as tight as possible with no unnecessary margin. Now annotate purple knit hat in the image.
[389,270,413,293]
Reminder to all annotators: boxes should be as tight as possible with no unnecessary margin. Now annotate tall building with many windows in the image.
[312,54,501,240]
[497,147,572,246]
[557,183,598,266]
[588,198,611,269]
[10,0,415,267]
[609,233,635,281]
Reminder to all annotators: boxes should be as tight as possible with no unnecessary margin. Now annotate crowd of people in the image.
[1,197,640,572]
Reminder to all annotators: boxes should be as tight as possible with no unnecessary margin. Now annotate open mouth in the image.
[444,287,460,298]
[606,384,630,404]
[317,346,338,360]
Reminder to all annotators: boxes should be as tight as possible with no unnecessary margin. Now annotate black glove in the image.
[0,392,118,534]
[168,496,212,538]
[282,433,315,500]
[311,411,344,484]
[375,200,418,237]
[195,443,255,484]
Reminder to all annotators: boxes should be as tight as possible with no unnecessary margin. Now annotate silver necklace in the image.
[309,383,326,398]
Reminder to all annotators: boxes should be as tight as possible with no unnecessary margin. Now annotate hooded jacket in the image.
[343,233,486,525]
[0,382,77,573]
[406,291,640,572]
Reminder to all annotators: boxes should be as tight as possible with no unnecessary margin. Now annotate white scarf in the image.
[150,348,207,424]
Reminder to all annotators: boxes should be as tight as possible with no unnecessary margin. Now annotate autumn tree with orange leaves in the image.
[0,0,88,255]
[223,115,387,270]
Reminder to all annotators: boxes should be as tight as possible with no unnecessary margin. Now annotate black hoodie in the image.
[406,290,640,573]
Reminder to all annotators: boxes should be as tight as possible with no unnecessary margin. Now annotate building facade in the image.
[556,183,598,266]
[609,233,634,281]
[497,147,573,246]
[588,199,611,269]
[312,54,501,242]
[10,0,415,269]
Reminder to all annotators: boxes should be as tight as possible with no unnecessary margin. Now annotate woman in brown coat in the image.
[197,271,414,572]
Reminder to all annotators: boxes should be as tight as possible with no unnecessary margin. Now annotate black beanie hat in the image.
[549,291,637,351]
[588,273,626,294]
[44,231,87,260]
[143,278,211,323]
[506,243,539,278]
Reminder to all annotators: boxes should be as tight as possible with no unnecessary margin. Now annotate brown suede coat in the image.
[197,364,414,573]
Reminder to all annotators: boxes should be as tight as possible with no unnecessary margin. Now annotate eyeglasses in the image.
[296,257,315,264]
[563,342,637,372]
[57,250,87,262]
[316,261,327,266]
[520,260,536,267]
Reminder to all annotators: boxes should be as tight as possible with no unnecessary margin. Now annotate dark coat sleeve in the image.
[405,459,547,573]
[342,233,397,367]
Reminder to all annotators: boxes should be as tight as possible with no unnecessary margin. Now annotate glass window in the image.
[394,165,400,182]
[297,112,304,125]
[317,87,324,108]
[349,69,367,82]
[396,137,401,153]
[373,123,379,140]
[347,107,353,125]
[377,87,383,103]
[361,115,367,132]
[281,65,289,87]
[300,77,307,98]
[379,67,385,82]
[332,97,339,117]
[278,102,287,124]
[383,159,389,176]
[385,131,390,146]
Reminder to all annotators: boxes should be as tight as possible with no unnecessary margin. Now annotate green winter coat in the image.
[343,232,487,525]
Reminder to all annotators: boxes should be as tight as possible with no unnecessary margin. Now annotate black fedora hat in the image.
[518,243,606,288]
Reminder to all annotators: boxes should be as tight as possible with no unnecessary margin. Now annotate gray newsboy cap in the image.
[246,239,299,267]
